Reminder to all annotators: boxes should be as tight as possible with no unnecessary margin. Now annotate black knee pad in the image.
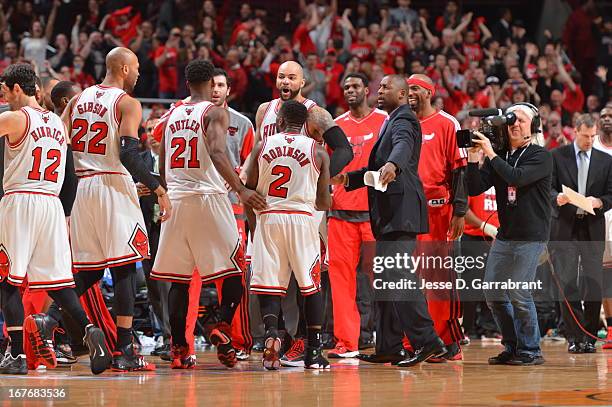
[111,263,137,317]
[304,291,323,327]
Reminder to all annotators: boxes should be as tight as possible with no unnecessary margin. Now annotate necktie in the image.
[577,150,588,215]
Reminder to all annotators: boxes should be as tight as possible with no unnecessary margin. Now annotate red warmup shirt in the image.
[463,43,483,63]
[293,23,316,56]
[463,187,500,237]
[417,110,467,203]
[562,84,584,115]
[332,108,388,211]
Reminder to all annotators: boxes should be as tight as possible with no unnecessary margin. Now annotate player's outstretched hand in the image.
[239,188,268,211]
[156,189,173,222]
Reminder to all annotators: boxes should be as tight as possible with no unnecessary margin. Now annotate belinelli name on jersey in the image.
[261,143,311,168]
[75,101,109,117]
[30,125,66,145]
[168,118,201,134]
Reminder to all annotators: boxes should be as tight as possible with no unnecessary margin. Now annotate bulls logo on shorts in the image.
[129,225,150,258]
[231,241,246,272]
[310,259,321,288]
[0,245,11,280]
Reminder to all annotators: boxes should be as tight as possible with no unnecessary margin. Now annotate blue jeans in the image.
[483,239,545,357]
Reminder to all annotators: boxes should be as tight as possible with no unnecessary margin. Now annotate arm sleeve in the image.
[451,166,468,216]
[488,148,552,187]
[467,161,493,196]
[119,136,161,191]
[346,167,368,191]
[59,145,78,216]
[323,125,353,177]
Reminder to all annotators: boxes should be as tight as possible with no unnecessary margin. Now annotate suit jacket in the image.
[139,150,157,227]
[346,104,428,238]
[550,144,612,241]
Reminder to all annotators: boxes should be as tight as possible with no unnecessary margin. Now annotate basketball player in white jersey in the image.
[245,100,331,370]
[151,59,266,369]
[60,47,171,371]
[248,60,352,366]
[0,63,110,375]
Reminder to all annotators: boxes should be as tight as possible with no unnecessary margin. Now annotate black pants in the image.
[375,232,438,354]
[142,220,171,342]
[551,219,604,344]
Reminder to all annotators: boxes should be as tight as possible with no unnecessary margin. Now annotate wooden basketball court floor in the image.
[1,341,610,406]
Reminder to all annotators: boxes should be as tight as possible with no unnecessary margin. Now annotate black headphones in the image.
[506,102,541,135]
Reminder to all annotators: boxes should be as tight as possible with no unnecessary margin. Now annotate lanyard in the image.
[506,145,530,169]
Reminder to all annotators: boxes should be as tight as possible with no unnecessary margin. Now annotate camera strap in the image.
[505,145,529,206]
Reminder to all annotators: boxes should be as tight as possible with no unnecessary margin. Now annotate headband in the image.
[406,77,435,96]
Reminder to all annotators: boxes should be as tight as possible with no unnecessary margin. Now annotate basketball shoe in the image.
[24,314,58,368]
[112,342,156,372]
[603,327,612,350]
[170,345,196,369]
[209,322,237,368]
[328,343,359,359]
[262,330,281,370]
[0,352,27,374]
[305,346,330,369]
[83,325,112,374]
[280,337,305,367]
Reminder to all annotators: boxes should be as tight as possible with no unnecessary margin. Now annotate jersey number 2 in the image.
[268,165,292,198]
[28,147,61,183]
[72,119,108,154]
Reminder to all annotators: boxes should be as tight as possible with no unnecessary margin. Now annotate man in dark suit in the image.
[136,121,172,357]
[550,113,612,354]
[333,75,446,367]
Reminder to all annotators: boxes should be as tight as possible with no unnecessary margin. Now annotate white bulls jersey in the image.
[256,132,319,215]
[260,98,317,139]
[3,106,67,195]
[164,101,227,199]
[70,85,127,176]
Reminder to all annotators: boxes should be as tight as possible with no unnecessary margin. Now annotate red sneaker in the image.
[24,314,58,369]
[170,345,196,369]
[603,327,612,350]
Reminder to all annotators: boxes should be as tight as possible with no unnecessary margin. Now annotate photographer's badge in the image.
[507,186,517,206]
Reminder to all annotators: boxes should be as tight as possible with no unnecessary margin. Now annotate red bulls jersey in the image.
[3,107,67,195]
[332,108,388,211]
[464,187,500,237]
[417,110,467,203]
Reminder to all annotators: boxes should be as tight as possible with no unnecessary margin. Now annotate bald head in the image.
[277,60,305,101]
[106,47,137,72]
[104,47,140,92]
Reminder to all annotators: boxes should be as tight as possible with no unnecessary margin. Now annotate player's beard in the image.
[280,88,300,101]
[348,93,365,109]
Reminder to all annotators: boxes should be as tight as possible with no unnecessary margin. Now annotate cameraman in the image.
[467,104,553,366]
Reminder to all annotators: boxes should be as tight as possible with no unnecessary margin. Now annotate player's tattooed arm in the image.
[314,143,331,211]
[244,140,264,233]
[307,106,353,177]
[205,106,267,211]
[240,101,269,181]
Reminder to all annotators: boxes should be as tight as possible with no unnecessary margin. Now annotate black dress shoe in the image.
[358,338,375,350]
[583,342,596,353]
[488,350,514,365]
[357,349,406,364]
[396,338,447,367]
[568,342,584,354]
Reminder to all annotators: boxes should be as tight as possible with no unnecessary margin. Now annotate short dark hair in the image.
[1,63,37,96]
[50,81,76,108]
[278,100,308,128]
[212,67,231,86]
[344,72,369,87]
[185,59,215,85]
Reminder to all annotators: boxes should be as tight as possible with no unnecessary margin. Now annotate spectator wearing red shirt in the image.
[154,29,181,98]
[225,48,248,110]
[555,54,585,115]
[350,27,374,61]
[550,88,573,126]
[69,55,95,89]
[100,6,142,47]
[293,7,318,57]
[463,30,484,64]
[317,48,345,112]
[372,48,395,75]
